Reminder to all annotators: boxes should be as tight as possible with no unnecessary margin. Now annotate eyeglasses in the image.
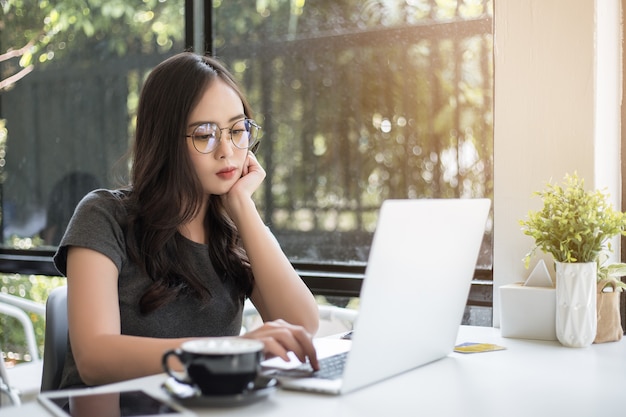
[185,118,261,154]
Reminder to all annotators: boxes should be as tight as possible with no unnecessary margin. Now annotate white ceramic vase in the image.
[555,261,597,347]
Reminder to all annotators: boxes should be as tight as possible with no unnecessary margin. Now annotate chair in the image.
[316,304,358,337]
[0,293,45,405]
[1,353,22,406]
[40,286,68,392]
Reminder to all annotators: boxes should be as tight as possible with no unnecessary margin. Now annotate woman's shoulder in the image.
[77,188,130,209]
[72,188,133,226]
[54,188,132,276]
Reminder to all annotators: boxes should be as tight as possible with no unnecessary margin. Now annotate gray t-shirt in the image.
[53,189,244,389]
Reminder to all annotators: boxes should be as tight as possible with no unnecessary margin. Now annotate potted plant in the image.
[519,172,626,347]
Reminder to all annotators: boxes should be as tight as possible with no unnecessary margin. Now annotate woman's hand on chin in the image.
[221,152,265,216]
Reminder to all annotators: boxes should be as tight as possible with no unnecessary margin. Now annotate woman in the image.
[53,52,319,389]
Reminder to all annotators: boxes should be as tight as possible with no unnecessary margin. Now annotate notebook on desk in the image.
[263,198,491,395]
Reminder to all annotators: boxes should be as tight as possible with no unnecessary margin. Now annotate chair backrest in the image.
[40,286,68,392]
[0,294,46,404]
[0,292,45,362]
[0,346,22,406]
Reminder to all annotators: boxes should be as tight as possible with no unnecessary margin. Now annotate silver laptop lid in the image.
[341,198,490,393]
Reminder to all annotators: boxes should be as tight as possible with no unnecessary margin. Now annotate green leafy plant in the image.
[519,172,626,269]
[597,255,626,291]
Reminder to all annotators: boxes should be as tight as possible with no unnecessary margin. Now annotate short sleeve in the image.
[53,189,128,276]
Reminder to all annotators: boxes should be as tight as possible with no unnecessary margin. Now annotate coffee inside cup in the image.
[162,337,264,396]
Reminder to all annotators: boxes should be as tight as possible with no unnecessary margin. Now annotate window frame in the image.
[0,0,494,314]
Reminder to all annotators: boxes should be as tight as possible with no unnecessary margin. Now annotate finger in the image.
[242,152,254,176]
[255,324,305,361]
[242,325,291,358]
[258,321,318,369]
[242,322,314,367]
[290,327,319,370]
[258,336,291,363]
[245,152,266,177]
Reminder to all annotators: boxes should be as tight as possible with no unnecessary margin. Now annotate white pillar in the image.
[493,0,622,326]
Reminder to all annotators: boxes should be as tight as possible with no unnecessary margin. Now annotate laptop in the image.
[262,198,491,395]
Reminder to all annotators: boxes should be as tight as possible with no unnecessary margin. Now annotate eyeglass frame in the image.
[185,118,262,154]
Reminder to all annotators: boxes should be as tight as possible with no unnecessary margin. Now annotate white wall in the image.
[493,0,622,326]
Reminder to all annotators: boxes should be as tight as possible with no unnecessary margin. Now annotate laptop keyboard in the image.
[273,351,348,380]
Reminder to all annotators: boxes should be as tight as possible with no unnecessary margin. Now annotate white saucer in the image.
[161,375,278,407]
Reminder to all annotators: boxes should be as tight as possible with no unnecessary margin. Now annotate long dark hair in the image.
[126,52,254,314]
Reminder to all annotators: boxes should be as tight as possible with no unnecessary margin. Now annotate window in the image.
[211,1,494,316]
[0,0,186,265]
[0,0,494,323]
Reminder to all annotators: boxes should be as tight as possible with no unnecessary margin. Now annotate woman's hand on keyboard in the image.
[242,319,320,371]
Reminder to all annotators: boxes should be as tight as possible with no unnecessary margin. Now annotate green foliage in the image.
[520,172,626,266]
[2,0,493,266]
[214,1,493,224]
[1,274,66,363]
[1,0,183,74]
[596,255,626,291]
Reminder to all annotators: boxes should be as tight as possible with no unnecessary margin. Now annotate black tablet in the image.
[38,389,193,417]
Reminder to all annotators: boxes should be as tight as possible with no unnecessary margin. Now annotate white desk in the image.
[3,326,625,417]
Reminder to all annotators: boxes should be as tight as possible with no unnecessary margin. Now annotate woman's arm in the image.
[239,204,319,335]
[66,246,192,386]
[222,152,319,335]
[68,242,319,386]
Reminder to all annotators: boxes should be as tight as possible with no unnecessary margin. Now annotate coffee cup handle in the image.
[162,349,192,386]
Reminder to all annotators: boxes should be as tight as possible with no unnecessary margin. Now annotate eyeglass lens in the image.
[192,119,259,154]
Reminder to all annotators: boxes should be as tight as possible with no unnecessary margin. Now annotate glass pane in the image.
[0,0,185,248]
[213,0,494,267]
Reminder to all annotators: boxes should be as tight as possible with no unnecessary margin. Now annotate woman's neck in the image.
[178,202,207,244]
